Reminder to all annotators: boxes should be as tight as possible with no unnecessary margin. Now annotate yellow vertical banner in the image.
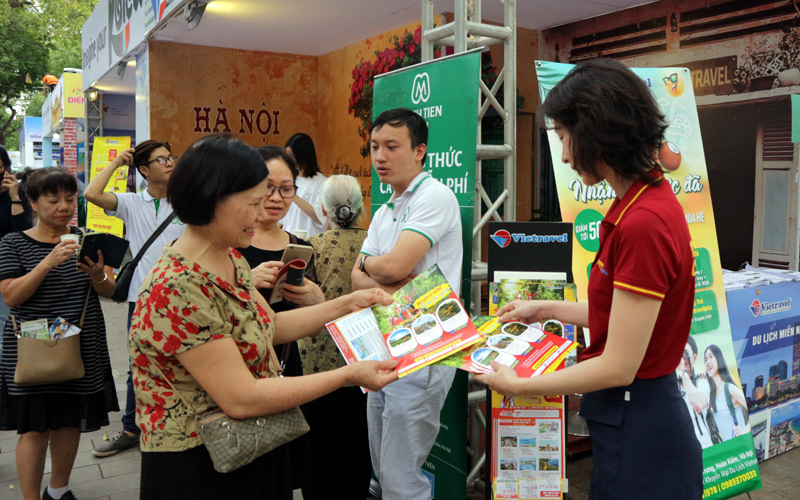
[86,137,131,237]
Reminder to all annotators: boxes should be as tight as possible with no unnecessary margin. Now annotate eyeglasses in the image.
[148,155,179,165]
[663,73,678,84]
[266,184,297,198]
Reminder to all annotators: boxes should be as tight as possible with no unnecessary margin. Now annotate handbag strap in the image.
[11,271,93,336]
[130,210,177,268]
[143,314,283,418]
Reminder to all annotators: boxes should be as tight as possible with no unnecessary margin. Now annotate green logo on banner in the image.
[574,209,603,252]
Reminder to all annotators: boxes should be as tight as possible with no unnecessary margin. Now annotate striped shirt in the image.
[0,228,111,395]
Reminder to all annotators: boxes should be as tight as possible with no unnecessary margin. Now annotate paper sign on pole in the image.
[86,137,130,237]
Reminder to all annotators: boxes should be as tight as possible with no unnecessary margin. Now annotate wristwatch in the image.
[10,200,22,205]
[358,255,369,276]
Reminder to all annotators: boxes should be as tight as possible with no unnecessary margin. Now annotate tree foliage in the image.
[2,0,96,149]
[0,1,49,146]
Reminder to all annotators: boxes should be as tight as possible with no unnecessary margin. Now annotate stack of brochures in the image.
[19,317,81,340]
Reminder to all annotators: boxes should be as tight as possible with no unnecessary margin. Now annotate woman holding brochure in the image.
[129,135,397,499]
[475,59,703,499]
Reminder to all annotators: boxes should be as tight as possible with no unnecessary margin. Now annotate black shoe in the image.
[42,489,78,500]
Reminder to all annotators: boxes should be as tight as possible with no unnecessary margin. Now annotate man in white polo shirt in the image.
[352,108,462,500]
[84,140,185,457]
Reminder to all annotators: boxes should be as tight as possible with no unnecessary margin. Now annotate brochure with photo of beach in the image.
[326,264,483,377]
[436,317,576,377]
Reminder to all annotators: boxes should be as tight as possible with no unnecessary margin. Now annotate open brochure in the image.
[326,264,483,377]
[269,258,308,304]
[489,280,579,367]
[436,317,576,376]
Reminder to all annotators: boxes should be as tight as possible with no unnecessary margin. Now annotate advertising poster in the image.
[372,49,479,297]
[727,282,800,462]
[536,61,760,499]
[491,391,565,500]
[370,51,480,500]
[86,137,131,237]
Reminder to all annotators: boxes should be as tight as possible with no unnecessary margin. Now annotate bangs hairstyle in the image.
[168,135,268,226]
[133,140,172,179]
[284,133,320,177]
[256,146,299,181]
[26,167,78,200]
[371,108,428,166]
[541,58,667,185]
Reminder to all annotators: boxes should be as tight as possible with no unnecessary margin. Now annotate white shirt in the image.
[280,173,327,238]
[106,191,186,302]
[361,172,463,294]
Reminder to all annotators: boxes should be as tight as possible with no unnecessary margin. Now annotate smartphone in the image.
[280,243,313,264]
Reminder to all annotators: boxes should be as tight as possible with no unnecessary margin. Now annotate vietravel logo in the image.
[411,73,431,104]
[490,230,511,248]
[490,230,569,247]
[750,298,791,317]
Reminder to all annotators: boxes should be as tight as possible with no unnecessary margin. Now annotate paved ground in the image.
[0,298,797,499]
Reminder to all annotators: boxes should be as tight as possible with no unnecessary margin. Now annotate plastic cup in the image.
[60,234,79,244]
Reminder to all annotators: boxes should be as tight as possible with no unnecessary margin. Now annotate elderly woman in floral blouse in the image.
[299,175,370,500]
[128,136,397,500]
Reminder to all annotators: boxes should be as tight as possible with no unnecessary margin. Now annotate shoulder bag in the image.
[13,286,92,385]
[112,211,177,303]
[146,332,309,473]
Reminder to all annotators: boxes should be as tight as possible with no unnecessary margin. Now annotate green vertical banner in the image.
[372,50,479,500]
[536,61,761,499]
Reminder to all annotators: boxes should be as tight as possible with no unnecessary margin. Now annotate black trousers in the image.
[581,374,703,500]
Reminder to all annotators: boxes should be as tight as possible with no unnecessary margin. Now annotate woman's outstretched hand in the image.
[348,288,393,311]
[474,361,523,397]
[496,300,554,324]
[348,359,399,391]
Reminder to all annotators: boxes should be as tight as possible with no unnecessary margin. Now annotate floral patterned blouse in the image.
[129,246,279,452]
[299,228,367,375]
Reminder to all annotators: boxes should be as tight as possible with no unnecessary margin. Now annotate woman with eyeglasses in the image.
[235,145,325,495]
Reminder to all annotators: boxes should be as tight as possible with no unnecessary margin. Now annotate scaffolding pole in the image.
[422,1,517,494]
[422,0,517,317]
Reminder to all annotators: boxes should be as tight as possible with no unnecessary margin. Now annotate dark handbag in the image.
[111,211,177,303]
[13,286,92,385]
[147,331,309,473]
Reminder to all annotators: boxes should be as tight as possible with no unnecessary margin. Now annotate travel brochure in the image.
[326,264,483,377]
[326,266,578,379]
[19,317,81,340]
[437,316,576,377]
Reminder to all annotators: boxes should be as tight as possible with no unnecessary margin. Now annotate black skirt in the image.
[580,374,703,500]
[140,442,295,500]
[0,374,119,434]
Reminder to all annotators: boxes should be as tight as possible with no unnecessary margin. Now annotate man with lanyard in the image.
[84,140,185,456]
[352,108,462,500]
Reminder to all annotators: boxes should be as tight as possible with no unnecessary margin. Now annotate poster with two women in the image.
[535,61,761,499]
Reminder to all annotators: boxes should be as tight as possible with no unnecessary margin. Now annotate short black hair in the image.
[284,133,320,177]
[26,167,78,200]
[371,108,428,166]
[0,145,10,170]
[541,58,667,185]
[256,146,299,181]
[133,140,172,179]
[168,135,267,226]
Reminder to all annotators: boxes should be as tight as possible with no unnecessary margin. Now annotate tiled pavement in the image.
[0,298,797,499]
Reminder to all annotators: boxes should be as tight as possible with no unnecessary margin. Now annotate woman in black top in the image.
[235,145,324,496]
[0,146,33,240]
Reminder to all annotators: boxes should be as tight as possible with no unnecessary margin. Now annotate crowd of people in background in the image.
[0,59,731,500]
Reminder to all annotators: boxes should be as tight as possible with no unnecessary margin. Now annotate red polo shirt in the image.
[583,170,695,379]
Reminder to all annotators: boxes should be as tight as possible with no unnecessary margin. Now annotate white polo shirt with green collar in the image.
[106,190,186,303]
[361,171,462,294]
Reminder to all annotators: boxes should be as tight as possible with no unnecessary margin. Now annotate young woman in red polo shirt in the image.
[476,59,702,499]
